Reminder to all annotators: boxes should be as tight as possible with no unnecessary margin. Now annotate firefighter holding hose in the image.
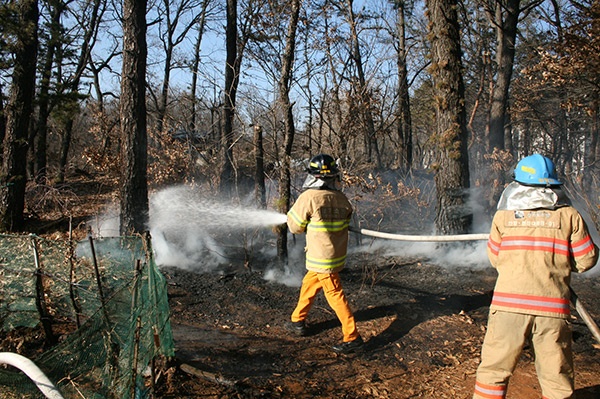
[473,154,598,399]
[286,154,364,354]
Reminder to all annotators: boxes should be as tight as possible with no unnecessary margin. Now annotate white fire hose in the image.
[349,226,600,346]
[349,226,489,242]
[0,352,64,399]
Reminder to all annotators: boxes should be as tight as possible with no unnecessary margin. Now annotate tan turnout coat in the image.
[287,188,352,274]
[487,206,598,319]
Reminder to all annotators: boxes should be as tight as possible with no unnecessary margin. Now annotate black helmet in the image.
[308,154,339,177]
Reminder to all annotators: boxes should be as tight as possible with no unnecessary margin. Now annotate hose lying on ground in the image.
[0,352,64,399]
[349,226,489,242]
[349,226,600,347]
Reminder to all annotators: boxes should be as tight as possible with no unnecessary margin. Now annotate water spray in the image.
[148,185,287,269]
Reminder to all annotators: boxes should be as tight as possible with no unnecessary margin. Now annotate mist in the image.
[352,238,489,269]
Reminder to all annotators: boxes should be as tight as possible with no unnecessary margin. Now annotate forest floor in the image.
[11,175,600,398]
[157,250,600,399]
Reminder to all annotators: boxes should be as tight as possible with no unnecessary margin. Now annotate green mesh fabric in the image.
[0,234,174,399]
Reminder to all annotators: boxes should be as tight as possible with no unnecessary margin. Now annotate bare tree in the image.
[29,0,64,183]
[219,0,238,194]
[275,0,302,262]
[189,0,213,133]
[153,0,205,134]
[119,0,149,234]
[393,0,413,171]
[483,0,542,155]
[0,0,38,232]
[342,0,381,168]
[55,0,106,183]
[426,0,472,234]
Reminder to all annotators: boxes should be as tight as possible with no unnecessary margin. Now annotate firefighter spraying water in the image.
[285,154,364,353]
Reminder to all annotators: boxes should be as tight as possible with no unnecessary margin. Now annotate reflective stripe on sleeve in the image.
[571,235,595,257]
[491,291,570,314]
[288,209,308,228]
[488,238,500,255]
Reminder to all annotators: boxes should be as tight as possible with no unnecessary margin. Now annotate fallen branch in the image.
[180,363,238,387]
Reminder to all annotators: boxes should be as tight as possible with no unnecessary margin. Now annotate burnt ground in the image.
[157,250,600,399]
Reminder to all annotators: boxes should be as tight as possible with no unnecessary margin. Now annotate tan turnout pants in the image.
[473,310,574,399]
[291,270,360,342]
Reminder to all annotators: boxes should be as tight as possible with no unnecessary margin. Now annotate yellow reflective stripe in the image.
[307,219,350,232]
[306,254,347,269]
[288,209,308,227]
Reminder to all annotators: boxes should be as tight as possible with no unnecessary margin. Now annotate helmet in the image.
[308,154,339,177]
[514,154,562,186]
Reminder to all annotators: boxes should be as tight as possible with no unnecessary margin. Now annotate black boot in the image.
[332,336,364,353]
[286,320,308,336]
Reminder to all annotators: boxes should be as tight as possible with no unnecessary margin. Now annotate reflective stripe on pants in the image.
[473,310,574,399]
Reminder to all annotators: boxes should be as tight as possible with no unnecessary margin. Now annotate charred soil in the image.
[158,252,600,399]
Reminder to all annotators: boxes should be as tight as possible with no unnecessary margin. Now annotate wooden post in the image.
[31,236,57,346]
[130,316,142,399]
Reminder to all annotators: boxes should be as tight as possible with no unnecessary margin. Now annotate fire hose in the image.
[349,226,600,346]
[0,352,64,399]
[349,226,489,242]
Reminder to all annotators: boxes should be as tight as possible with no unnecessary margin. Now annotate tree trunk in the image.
[30,1,63,183]
[190,0,209,133]
[395,0,412,171]
[0,0,38,232]
[254,124,266,209]
[276,0,302,263]
[583,102,598,191]
[487,0,520,153]
[220,0,238,195]
[426,0,472,235]
[345,0,381,169]
[0,84,6,156]
[156,45,173,134]
[119,0,149,235]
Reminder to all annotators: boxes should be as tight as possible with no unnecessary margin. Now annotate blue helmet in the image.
[514,154,562,186]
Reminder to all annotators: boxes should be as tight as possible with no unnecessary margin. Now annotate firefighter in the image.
[473,154,598,399]
[286,154,363,353]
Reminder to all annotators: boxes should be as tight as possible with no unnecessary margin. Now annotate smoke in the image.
[86,207,120,237]
[260,237,308,287]
[351,238,489,269]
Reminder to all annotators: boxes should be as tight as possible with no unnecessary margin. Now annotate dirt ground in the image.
[157,250,600,399]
